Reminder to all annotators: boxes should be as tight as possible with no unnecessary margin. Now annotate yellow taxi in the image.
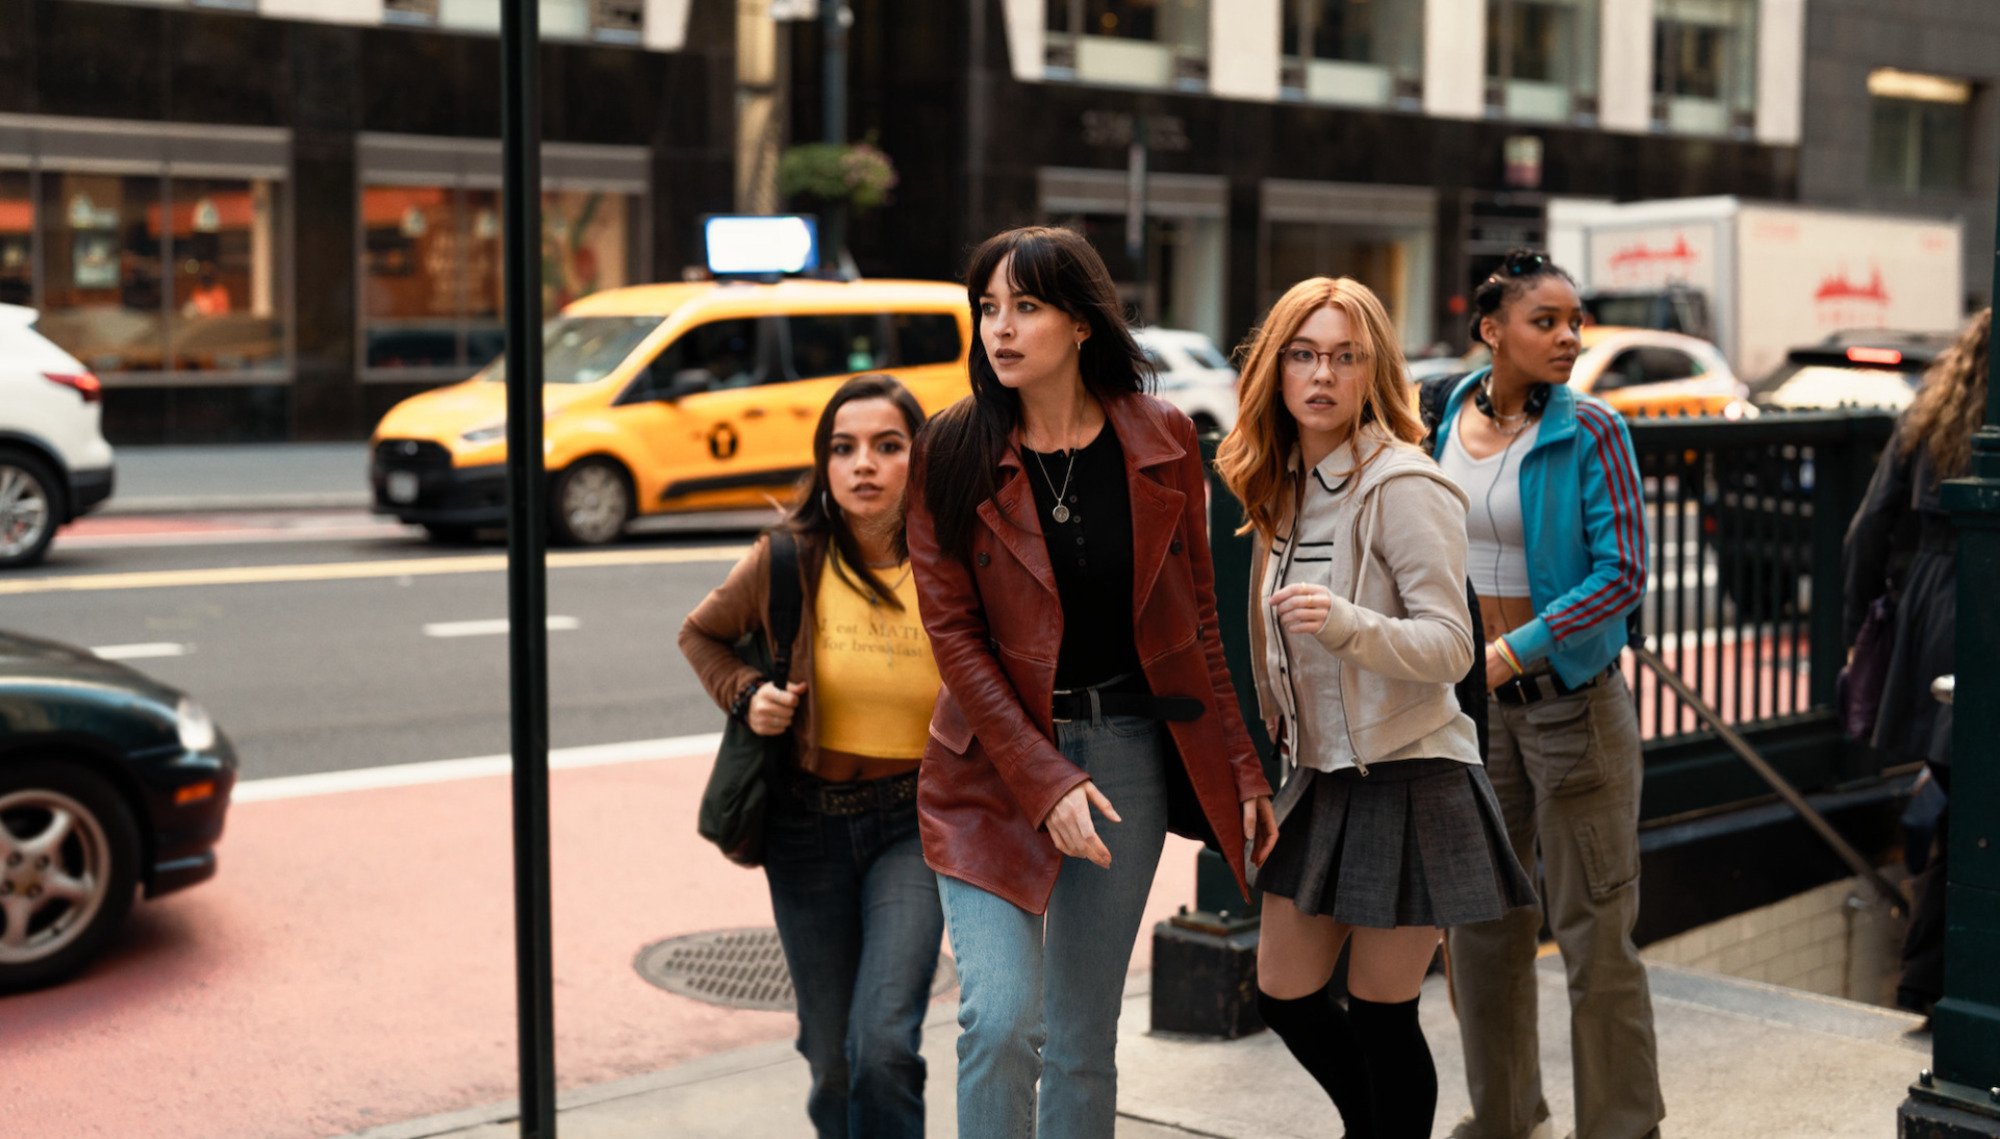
[1566,326,1750,419]
[369,278,972,544]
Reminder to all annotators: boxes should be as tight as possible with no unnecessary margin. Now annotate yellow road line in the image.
[0,544,749,596]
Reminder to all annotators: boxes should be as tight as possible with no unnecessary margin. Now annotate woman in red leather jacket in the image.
[907,224,1277,1138]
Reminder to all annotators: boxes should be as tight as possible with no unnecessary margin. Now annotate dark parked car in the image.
[0,630,235,991]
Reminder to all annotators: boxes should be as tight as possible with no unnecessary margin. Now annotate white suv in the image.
[1134,326,1240,434]
[0,305,115,567]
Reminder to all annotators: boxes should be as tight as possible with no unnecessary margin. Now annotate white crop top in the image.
[1439,420,1538,598]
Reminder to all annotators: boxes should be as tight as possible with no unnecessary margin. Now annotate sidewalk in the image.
[100,443,372,514]
[341,956,1928,1139]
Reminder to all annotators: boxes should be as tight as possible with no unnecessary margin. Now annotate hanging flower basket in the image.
[778,139,899,212]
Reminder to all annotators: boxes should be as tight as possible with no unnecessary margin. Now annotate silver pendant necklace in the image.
[1029,445,1078,524]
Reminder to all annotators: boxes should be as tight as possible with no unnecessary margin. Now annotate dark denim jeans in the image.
[763,772,943,1139]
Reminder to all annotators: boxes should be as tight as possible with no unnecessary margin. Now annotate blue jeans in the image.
[938,714,1171,1139]
[763,772,944,1139]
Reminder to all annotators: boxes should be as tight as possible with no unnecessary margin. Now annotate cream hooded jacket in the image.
[1249,434,1480,802]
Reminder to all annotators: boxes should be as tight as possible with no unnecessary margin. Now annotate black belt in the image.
[782,769,918,816]
[1050,675,1203,724]
[1492,665,1614,707]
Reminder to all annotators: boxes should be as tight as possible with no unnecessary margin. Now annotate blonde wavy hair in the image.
[1216,277,1424,541]
[1898,308,1990,481]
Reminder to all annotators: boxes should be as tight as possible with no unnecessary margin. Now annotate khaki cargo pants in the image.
[1447,672,1666,1139]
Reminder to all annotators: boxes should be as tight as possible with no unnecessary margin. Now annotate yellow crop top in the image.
[812,555,941,759]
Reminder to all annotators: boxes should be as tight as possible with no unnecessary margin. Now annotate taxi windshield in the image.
[479,315,663,385]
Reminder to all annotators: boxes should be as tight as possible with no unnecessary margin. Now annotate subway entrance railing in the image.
[1625,409,1899,821]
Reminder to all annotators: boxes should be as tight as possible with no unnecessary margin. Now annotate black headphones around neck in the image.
[1473,377,1551,420]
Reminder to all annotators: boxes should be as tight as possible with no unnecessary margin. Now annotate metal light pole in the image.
[1900,178,2000,1136]
[500,0,556,1134]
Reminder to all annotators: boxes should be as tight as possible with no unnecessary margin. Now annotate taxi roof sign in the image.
[704,214,819,278]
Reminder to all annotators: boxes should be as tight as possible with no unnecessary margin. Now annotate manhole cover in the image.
[635,927,958,1012]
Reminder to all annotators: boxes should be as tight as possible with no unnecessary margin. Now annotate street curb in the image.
[96,492,374,516]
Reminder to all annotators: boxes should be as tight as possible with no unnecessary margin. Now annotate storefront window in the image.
[1652,0,1755,136]
[1485,0,1598,124]
[1281,0,1423,107]
[1263,220,1433,352]
[0,172,29,308]
[1046,0,1210,92]
[362,184,463,372]
[166,177,284,372]
[38,173,166,373]
[361,182,636,377]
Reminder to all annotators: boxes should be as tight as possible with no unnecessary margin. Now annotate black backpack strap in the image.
[764,531,804,685]
[1418,375,1459,455]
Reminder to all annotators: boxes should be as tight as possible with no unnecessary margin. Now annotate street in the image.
[2,508,1203,1139]
[11,512,755,778]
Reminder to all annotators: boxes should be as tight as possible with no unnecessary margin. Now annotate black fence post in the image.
[1148,430,1280,1039]
[500,0,556,1135]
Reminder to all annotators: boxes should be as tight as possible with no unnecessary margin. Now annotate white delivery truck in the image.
[1549,196,1964,383]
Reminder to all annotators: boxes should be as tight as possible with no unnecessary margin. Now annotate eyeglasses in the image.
[1281,346,1370,379]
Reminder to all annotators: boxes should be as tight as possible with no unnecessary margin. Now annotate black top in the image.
[1020,423,1144,690]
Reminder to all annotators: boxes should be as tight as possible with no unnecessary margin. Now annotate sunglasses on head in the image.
[1480,251,1552,291]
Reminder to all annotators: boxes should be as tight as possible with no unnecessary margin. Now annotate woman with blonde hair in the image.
[1218,277,1535,1139]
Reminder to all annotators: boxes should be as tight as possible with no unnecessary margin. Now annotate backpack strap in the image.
[764,531,804,685]
[1418,374,1459,455]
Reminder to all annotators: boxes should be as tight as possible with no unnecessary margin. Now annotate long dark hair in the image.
[917,225,1151,560]
[1468,247,1580,346]
[786,373,927,608]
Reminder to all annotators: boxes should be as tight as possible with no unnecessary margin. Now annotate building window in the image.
[1281,0,1423,109]
[1868,69,1972,194]
[31,171,285,379]
[1652,0,1755,137]
[1045,0,1210,92]
[430,0,641,44]
[358,136,647,381]
[1485,0,1599,124]
[383,0,440,26]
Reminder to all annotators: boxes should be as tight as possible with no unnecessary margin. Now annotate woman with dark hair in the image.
[1426,250,1662,1139]
[680,374,942,1139]
[1842,307,1989,1018]
[907,225,1276,1137]
[1217,276,1537,1139]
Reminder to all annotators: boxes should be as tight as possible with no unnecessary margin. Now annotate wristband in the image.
[1494,638,1525,677]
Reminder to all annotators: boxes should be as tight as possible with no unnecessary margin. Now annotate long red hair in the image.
[1216,277,1423,541]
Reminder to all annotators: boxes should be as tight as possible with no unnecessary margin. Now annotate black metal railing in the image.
[1626,410,1897,818]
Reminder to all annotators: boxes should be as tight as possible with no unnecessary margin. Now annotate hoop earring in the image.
[821,489,839,517]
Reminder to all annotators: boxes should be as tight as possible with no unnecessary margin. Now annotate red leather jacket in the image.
[908,392,1270,914]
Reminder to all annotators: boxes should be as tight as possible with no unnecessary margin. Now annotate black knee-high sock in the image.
[1257,985,1378,1138]
[1345,994,1436,1139]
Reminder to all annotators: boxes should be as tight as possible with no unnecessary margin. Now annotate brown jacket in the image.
[907,392,1271,914]
[678,530,832,774]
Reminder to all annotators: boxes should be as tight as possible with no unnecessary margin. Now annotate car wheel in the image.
[549,458,633,546]
[0,761,140,993]
[0,451,63,570]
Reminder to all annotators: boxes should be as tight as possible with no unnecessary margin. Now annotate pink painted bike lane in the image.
[0,747,1198,1139]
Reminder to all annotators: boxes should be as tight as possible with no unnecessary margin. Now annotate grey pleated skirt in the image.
[1252,757,1538,930]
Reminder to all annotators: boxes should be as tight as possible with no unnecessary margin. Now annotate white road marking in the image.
[423,616,581,638]
[233,733,724,803]
[90,642,192,661]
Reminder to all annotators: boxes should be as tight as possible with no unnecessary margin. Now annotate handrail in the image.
[1632,644,1906,913]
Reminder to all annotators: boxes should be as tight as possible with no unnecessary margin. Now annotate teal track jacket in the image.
[1431,369,1647,687]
